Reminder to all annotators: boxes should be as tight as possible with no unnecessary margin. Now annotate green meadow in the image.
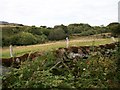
[1,37,117,58]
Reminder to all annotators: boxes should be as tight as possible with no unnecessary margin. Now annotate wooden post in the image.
[10,45,13,57]
[111,37,116,42]
[66,37,69,48]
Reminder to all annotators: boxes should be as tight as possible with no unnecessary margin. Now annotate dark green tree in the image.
[10,32,37,45]
[48,28,66,40]
[107,22,120,36]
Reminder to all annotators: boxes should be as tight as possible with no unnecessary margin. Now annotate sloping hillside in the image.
[0,21,24,27]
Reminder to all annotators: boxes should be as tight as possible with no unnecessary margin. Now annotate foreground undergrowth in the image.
[2,44,120,89]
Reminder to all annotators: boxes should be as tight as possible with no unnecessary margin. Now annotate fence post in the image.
[111,36,116,42]
[10,45,13,57]
[66,37,69,48]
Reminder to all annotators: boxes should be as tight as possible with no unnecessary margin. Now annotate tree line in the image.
[2,22,120,47]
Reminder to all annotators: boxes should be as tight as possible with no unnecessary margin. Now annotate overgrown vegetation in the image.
[2,43,120,88]
[1,22,120,88]
[2,22,117,47]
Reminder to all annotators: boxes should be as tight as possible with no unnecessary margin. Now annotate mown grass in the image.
[1,38,118,58]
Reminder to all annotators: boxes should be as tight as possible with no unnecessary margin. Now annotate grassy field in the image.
[1,37,118,58]
[2,40,120,88]
[2,36,120,88]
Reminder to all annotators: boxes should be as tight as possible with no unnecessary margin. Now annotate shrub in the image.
[10,32,37,45]
[2,48,120,88]
[2,37,11,46]
[48,28,66,40]
[107,23,120,36]
[35,34,48,44]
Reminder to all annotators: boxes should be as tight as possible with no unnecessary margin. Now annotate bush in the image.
[41,28,51,36]
[107,23,120,36]
[48,28,66,40]
[27,26,42,35]
[2,48,120,88]
[80,31,94,36]
[35,34,48,44]
[2,37,11,46]
[10,32,37,45]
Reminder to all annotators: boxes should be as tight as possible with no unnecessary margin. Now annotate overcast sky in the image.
[0,0,120,27]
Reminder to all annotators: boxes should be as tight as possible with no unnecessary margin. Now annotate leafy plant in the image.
[2,45,120,88]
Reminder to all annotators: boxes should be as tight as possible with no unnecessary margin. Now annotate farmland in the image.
[2,40,120,88]
[1,37,117,58]
[1,22,120,89]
